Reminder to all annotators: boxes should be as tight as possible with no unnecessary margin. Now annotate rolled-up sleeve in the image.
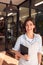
[12,37,21,51]
[38,35,42,54]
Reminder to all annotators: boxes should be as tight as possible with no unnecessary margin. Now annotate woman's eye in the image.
[30,23,33,26]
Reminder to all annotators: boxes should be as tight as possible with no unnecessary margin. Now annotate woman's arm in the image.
[38,53,42,65]
[10,49,30,60]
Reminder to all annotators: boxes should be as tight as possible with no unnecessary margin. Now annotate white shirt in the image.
[12,33,42,65]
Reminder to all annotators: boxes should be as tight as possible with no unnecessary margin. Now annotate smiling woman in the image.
[12,17,42,65]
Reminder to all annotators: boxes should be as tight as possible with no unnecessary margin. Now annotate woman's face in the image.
[25,20,35,33]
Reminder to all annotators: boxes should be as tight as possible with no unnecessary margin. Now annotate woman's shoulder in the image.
[34,33,42,39]
[17,34,25,39]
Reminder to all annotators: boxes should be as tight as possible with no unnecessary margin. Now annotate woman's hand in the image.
[21,54,30,61]
[15,51,22,60]
[15,51,30,61]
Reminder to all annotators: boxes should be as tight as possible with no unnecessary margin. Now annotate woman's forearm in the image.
[10,49,30,60]
[38,53,42,65]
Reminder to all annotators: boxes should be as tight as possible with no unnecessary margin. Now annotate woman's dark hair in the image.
[23,17,35,33]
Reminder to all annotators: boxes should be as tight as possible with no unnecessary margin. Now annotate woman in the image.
[12,17,42,65]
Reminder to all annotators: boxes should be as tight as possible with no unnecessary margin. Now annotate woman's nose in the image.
[28,25,30,28]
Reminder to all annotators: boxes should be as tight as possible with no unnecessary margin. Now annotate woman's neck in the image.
[26,32,34,39]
